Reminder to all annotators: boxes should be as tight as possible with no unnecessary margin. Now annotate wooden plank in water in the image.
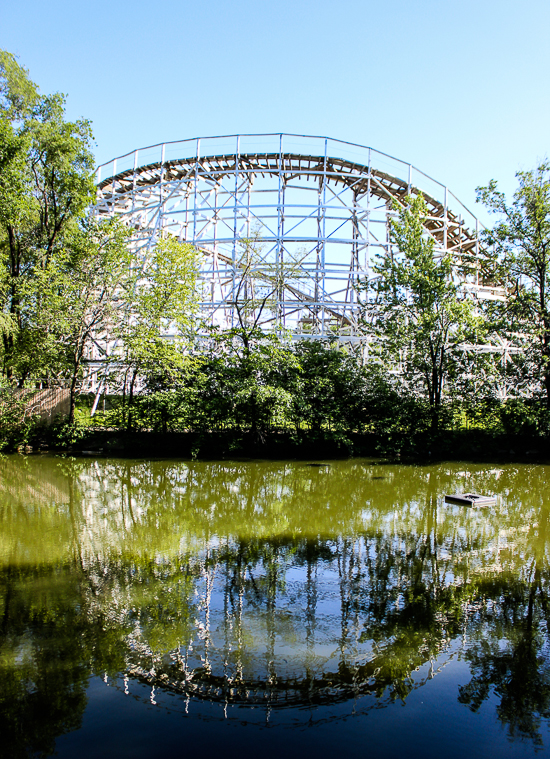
[445,493,496,507]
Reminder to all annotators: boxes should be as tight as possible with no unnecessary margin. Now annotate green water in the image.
[1,455,549,758]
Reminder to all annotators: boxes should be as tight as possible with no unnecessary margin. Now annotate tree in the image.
[0,49,95,382]
[0,49,38,120]
[477,163,550,406]
[291,340,368,434]
[34,218,133,422]
[117,237,200,426]
[358,194,483,422]
[230,231,308,355]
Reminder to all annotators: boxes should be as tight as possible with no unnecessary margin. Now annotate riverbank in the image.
[48,428,549,463]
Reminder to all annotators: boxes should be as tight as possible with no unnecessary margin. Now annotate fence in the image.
[14,388,70,424]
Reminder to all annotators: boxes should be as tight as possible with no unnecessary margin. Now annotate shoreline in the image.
[36,428,549,464]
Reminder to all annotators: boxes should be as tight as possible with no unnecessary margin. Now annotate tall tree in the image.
[231,232,308,355]
[34,218,133,422]
[359,194,483,421]
[477,163,550,405]
[0,49,95,382]
[118,237,200,424]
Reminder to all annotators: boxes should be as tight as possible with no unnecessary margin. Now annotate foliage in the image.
[116,237,200,429]
[128,331,301,437]
[477,162,550,405]
[0,388,41,449]
[0,48,95,385]
[87,336,456,453]
[31,217,134,421]
[0,50,38,119]
[358,194,484,420]
[42,415,88,447]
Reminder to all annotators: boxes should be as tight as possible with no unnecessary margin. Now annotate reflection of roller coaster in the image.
[94,134,500,343]
[122,646,454,714]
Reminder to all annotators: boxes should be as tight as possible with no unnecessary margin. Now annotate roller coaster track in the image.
[99,151,481,258]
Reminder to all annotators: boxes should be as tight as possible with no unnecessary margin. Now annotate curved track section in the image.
[94,134,496,340]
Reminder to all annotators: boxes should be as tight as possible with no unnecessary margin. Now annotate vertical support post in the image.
[94,166,102,221]
[184,185,189,241]
[213,183,218,325]
[443,185,448,252]
[132,150,138,215]
[232,135,240,328]
[366,148,371,275]
[347,189,360,332]
[320,138,328,337]
[193,138,200,245]
[159,143,166,236]
[111,159,117,217]
[246,173,251,239]
[277,133,284,330]
[245,162,253,329]
[315,174,322,330]
[475,217,480,287]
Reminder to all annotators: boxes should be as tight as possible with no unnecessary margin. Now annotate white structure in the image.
[94,134,498,343]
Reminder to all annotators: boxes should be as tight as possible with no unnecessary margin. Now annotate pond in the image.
[1,455,549,758]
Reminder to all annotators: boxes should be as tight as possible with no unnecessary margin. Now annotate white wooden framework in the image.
[94,134,497,343]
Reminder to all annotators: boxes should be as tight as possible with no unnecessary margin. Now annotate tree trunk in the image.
[543,328,550,408]
[69,373,78,424]
[127,369,138,431]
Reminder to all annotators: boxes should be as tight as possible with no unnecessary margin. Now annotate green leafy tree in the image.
[0,49,95,383]
[292,340,367,434]
[192,331,298,438]
[0,49,38,119]
[117,237,200,427]
[477,163,550,406]
[359,194,483,423]
[34,218,133,422]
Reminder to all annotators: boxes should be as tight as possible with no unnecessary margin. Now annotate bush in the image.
[66,333,550,452]
[0,389,41,450]
[499,398,549,437]
[42,416,88,448]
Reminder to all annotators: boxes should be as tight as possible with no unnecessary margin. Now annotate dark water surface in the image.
[1,455,549,758]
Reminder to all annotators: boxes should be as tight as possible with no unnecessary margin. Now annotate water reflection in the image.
[1,456,550,756]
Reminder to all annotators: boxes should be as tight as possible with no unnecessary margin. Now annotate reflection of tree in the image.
[353,493,476,701]
[0,553,202,757]
[0,562,124,758]
[458,508,550,746]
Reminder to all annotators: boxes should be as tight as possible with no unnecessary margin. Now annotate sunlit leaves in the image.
[359,194,485,412]
[477,163,550,403]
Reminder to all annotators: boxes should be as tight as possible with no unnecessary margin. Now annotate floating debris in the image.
[444,493,496,508]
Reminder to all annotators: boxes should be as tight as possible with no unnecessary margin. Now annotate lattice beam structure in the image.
[94,134,501,343]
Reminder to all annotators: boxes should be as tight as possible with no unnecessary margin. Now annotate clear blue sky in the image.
[2,0,549,223]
